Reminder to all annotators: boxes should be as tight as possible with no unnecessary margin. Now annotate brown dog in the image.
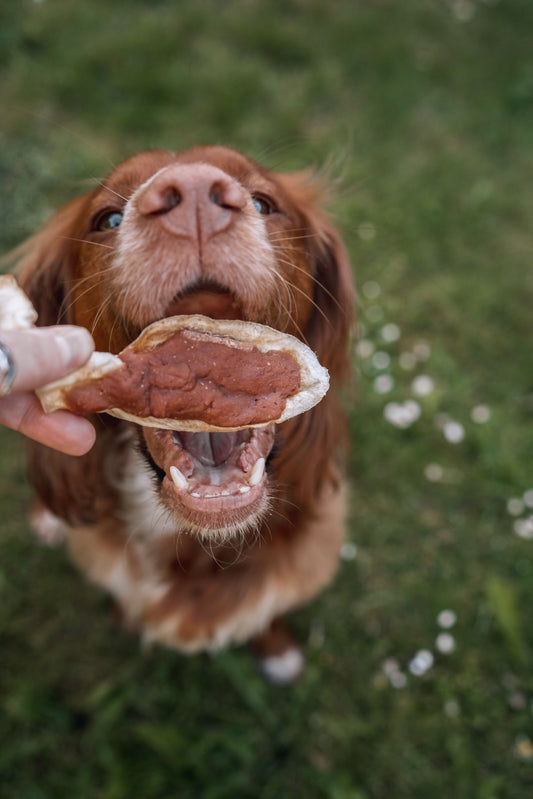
[15,146,355,682]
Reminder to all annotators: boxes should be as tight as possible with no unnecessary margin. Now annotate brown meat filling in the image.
[65,329,301,427]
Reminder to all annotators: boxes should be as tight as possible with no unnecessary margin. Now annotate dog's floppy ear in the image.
[7,193,106,525]
[25,424,122,526]
[275,171,356,386]
[10,194,90,326]
[271,171,355,506]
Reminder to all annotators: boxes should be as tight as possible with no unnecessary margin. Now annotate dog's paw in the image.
[258,646,305,685]
[29,504,66,547]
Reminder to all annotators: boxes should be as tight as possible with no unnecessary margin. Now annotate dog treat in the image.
[38,315,329,431]
[0,275,38,330]
[0,277,329,431]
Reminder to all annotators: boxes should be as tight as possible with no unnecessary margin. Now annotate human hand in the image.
[0,326,96,455]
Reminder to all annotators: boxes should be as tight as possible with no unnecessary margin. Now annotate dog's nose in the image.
[136,163,247,240]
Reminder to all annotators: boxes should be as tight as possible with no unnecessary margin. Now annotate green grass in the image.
[1,1,533,796]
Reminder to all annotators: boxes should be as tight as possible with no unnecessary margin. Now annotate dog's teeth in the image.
[239,485,251,494]
[170,465,188,490]
[248,457,265,487]
[204,488,232,498]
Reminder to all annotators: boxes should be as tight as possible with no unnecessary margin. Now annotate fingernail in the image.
[54,328,94,369]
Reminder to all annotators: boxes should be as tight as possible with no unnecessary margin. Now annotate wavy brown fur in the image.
[13,146,355,667]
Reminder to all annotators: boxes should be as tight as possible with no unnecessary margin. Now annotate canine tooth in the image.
[170,465,188,490]
[239,485,251,494]
[248,457,265,487]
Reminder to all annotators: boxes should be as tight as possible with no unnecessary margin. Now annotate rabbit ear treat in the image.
[0,275,38,330]
[37,315,329,432]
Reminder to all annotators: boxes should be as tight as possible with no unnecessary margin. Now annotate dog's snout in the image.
[136,163,247,240]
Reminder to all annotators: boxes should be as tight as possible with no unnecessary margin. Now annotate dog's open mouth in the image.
[142,424,275,533]
[164,282,244,321]
[137,282,275,533]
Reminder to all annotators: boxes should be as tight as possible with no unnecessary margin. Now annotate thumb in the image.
[0,326,95,393]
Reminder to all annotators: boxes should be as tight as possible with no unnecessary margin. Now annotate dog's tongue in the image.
[165,289,243,320]
[175,431,241,467]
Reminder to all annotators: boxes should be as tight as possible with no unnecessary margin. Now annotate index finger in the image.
[0,326,94,393]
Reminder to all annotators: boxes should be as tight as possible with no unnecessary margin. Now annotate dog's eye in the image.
[251,195,276,216]
[94,210,123,231]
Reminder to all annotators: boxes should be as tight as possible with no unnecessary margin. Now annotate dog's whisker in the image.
[269,265,306,339]
[58,236,115,250]
[106,307,126,351]
[88,179,129,203]
[271,266,331,333]
[275,269,333,330]
[269,232,322,243]
[274,254,346,316]
[90,295,114,338]
[58,259,115,322]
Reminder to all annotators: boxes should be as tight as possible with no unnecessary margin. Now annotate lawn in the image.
[1,1,533,797]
